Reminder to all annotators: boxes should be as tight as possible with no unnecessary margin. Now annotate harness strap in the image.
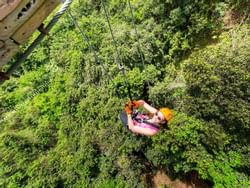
[133,117,160,130]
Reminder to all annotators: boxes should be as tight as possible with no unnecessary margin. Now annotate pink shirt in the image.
[133,114,160,134]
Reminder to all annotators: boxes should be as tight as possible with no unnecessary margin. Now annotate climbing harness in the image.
[133,116,160,130]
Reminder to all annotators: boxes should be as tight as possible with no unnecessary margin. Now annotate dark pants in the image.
[120,111,128,129]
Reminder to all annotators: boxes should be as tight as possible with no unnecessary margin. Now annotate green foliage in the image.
[182,25,250,131]
[180,25,250,185]
[149,63,186,109]
[0,0,249,187]
[112,65,161,99]
[197,151,249,188]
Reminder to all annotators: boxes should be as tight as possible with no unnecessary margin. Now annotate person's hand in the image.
[124,104,132,114]
[125,100,145,114]
[137,100,145,106]
[126,101,141,109]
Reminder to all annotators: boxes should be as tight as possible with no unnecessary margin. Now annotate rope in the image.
[101,0,133,101]
[101,1,123,70]
[127,0,150,87]
[127,0,145,69]
[67,9,123,98]
[67,10,101,66]
[0,0,73,85]
[127,0,151,102]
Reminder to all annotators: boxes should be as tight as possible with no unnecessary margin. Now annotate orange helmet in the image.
[159,108,173,122]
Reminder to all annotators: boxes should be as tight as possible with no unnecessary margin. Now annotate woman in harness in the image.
[120,100,173,136]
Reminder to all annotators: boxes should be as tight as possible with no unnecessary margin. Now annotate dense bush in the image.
[0,0,249,187]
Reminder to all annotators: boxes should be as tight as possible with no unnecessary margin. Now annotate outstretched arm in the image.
[138,100,158,114]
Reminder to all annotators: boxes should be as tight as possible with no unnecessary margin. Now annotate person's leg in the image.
[120,111,128,129]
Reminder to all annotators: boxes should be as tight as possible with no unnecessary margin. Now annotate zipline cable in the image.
[127,0,145,69]
[67,9,123,98]
[67,10,101,66]
[101,0,133,101]
[101,2,123,69]
[127,0,150,99]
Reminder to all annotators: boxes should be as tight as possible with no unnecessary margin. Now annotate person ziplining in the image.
[101,0,174,135]
[120,100,173,136]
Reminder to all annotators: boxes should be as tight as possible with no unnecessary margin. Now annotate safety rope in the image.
[101,0,133,101]
[67,9,122,98]
[127,0,145,69]
[127,0,150,93]
[67,10,101,66]
[0,0,73,85]
[127,0,151,102]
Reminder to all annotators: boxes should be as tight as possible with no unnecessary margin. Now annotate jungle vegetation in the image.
[0,0,249,187]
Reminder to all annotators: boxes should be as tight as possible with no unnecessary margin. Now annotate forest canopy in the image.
[0,0,249,187]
